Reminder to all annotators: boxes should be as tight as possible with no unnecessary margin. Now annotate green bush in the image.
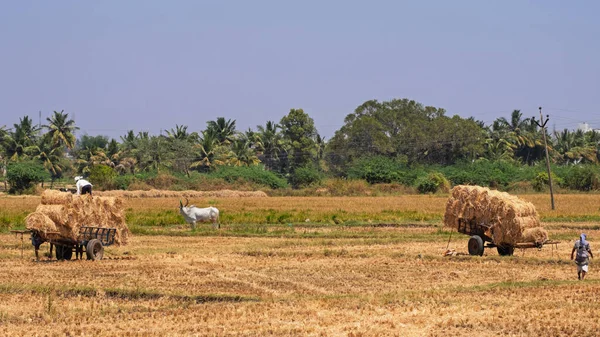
[531,172,562,192]
[347,156,407,184]
[440,160,533,188]
[561,165,600,191]
[114,175,135,190]
[211,165,288,189]
[289,166,323,188]
[88,165,117,190]
[6,161,49,194]
[416,172,450,194]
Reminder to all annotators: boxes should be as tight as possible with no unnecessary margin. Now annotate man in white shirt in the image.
[75,176,93,196]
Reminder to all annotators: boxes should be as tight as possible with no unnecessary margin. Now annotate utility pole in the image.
[533,107,555,210]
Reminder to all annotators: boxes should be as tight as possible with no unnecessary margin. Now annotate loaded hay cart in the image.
[24,190,130,261]
[444,185,559,256]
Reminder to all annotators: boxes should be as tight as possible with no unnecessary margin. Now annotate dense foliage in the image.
[6,161,48,194]
[2,100,600,194]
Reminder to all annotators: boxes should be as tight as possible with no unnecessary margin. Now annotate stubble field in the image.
[0,194,599,336]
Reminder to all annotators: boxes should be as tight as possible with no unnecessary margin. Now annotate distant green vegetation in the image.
[3,100,600,195]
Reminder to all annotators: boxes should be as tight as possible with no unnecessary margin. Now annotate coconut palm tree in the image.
[256,121,284,171]
[4,116,40,160]
[191,129,224,171]
[206,117,236,145]
[228,136,260,167]
[43,110,79,150]
[25,140,67,188]
[165,124,198,142]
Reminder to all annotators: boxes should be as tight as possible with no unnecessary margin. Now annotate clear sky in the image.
[1,0,599,140]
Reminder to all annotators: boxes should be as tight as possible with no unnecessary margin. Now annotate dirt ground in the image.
[0,225,598,337]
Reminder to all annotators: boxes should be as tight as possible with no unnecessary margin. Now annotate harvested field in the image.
[0,223,598,336]
[1,194,600,335]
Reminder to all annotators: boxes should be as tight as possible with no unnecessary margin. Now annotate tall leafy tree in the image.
[4,116,40,160]
[25,139,67,187]
[492,110,545,165]
[326,99,484,174]
[228,136,260,167]
[206,117,236,145]
[191,129,225,171]
[43,110,79,150]
[256,121,285,171]
[0,125,8,189]
[279,109,317,172]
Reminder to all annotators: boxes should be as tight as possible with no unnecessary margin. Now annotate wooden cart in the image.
[43,226,116,260]
[457,219,559,256]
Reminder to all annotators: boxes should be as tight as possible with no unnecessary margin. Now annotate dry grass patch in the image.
[0,225,598,336]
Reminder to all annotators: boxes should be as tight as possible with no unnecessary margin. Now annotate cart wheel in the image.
[86,239,104,260]
[468,235,484,256]
[497,245,515,256]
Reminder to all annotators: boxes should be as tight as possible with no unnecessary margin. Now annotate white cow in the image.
[179,198,220,230]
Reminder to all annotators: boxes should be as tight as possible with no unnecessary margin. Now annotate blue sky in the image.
[1,1,599,140]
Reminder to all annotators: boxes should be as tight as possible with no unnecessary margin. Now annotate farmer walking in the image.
[75,176,93,196]
[571,233,593,280]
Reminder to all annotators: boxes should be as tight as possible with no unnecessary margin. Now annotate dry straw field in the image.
[1,193,599,336]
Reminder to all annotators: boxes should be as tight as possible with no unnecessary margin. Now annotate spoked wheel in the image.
[497,244,515,256]
[86,239,104,260]
[468,235,484,256]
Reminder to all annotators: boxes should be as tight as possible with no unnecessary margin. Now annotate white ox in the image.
[179,198,220,230]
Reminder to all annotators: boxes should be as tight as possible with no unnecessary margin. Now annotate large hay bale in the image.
[35,205,69,226]
[444,185,542,246]
[28,191,130,246]
[41,190,73,205]
[25,212,58,241]
[520,227,548,245]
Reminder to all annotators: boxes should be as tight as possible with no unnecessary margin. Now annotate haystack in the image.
[41,189,73,205]
[443,185,543,246]
[26,190,130,245]
[25,212,57,241]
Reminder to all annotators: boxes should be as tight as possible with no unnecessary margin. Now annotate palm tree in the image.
[5,116,40,160]
[228,137,260,166]
[256,121,284,171]
[43,110,79,150]
[165,124,198,142]
[25,140,66,188]
[0,125,8,190]
[191,129,224,171]
[206,117,236,145]
[492,110,546,164]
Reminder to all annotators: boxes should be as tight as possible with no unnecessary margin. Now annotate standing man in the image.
[75,176,93,196]
[571,233,594,280]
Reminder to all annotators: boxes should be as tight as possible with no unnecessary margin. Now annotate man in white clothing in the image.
[75,176,93,196]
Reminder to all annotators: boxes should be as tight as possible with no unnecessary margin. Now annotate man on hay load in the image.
[75,176,93,196]
[571,233,594,280]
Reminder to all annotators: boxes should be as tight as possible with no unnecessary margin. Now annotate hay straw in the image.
[25,212,57,241]
[35,205,69,226]
[443,185,542,246]
[41,190,73,205]
[520,227,548,245]
[29,190,130,246]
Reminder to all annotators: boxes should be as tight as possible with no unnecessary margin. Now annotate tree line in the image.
[2,98,600,193]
